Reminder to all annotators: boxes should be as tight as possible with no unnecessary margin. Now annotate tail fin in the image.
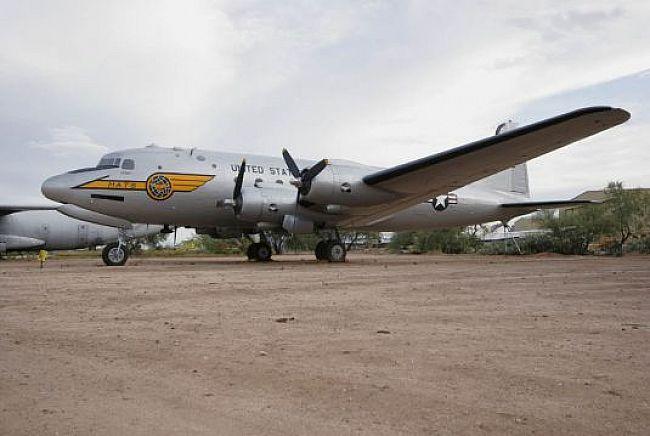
[474,120,530,197]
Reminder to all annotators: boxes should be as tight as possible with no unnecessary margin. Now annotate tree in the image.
[389,228,482,254]
[539,182,649,255]
[542,201,614,255]
[187,235,243,254]
[606,182,650,255]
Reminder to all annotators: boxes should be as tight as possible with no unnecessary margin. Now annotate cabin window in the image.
[196,155,206,161]
[122,159,135,170]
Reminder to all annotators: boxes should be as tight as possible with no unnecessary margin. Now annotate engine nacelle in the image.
[282,215,314,234]
[237,187,298,224]
[301,164,398,206]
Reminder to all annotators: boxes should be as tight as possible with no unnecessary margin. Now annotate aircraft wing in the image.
[0,205,59,217]
[341,106,629,226]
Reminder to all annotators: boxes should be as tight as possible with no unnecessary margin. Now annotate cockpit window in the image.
[66,156,124,174]
[122,159,135,170]
[96,157,121,169]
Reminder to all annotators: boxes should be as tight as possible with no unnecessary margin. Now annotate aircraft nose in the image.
[41,174,71,203]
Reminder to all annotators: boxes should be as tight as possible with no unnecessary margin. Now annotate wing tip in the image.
[611,107,631,123]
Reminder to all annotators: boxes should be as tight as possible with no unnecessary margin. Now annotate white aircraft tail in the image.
[474,120,531,198]
[478,163,530,197]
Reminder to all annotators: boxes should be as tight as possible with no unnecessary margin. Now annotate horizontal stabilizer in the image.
[501,199,601,209]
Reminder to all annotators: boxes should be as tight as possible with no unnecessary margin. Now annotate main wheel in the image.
[325,241,346,263]
[246,243,256,260]
[315,241,328,261]
[250,242,273,262]
[102,243,129,266]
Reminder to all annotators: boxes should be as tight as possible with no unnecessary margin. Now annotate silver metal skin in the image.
[0,209,160,253]
[40,107,630,250]
[40,147,508,230]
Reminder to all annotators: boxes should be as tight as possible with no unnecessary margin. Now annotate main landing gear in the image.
[245,231,346,263]
[315,239,347,262]
[247,242,273,262]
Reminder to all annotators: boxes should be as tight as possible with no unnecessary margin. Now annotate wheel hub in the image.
[108,247,125,263]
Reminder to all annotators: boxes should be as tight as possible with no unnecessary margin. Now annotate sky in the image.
[1,0,649,206]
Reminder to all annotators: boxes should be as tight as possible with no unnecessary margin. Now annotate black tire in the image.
[315,241,328,261]
[251,242,273,262]
[325,241,346,263]
[102,243,129,266]
[246,243,256,260]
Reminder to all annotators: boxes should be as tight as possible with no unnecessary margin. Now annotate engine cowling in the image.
[236,187,299,224]
[282,215,313,234]
[300,164,398,206]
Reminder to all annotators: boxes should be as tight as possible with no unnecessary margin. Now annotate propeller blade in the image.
[173,226,177,247]
[233,158,246,200]
[282,148,301,178]
[303,158,328,182]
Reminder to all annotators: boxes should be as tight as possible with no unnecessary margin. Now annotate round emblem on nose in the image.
[146,174,173,200]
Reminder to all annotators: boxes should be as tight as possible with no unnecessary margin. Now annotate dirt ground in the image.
[0,254,649,435]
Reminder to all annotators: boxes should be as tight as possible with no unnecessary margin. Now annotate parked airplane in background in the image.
[42,106,630,262]
[0,205,161,265]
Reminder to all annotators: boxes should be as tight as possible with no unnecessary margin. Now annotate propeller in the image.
[282,148,328,197]
[231,158,247,215]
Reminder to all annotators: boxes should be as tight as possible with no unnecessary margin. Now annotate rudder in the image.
[474,120,530,197]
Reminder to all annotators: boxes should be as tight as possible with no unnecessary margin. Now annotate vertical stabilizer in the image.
[474,120,530,198]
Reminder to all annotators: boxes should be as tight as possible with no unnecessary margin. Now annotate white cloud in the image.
[0,0,648,202]
[29,126,108,155]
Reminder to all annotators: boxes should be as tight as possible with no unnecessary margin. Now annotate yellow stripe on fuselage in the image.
[79,180,146,190]
[166,174,214,192]
[76,173,214,194]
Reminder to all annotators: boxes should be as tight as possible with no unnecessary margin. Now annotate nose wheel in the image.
[315,240,346,262]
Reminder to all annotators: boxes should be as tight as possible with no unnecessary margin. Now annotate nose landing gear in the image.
[102,227,130,266]
[102,242,129,266]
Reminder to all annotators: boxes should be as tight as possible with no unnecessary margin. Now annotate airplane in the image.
[0,204,162,266]
[41,106,630,263]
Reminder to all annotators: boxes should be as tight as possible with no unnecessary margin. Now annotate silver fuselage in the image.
[0,210,158,252]
[41,146,528,234]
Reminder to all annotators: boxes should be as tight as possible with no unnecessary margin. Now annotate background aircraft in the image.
[41,106,630,263]
[0,205,161,266]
